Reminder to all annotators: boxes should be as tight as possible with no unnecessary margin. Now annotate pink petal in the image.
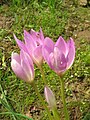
[11,51,34,83]
[20,50,34,80]
[11,59,28,81]
[32,45,43,65]
[30,28,44,45]
[53,47,67,71]
[42,37,54,62]
[30,29,37,35]
[11,52,21,64]
[48,47,67,73]
[67,38,75,69]
[21,59,34,82]
[20,50,33,66]
[48,52,55,70]
[44,37,54,52]
[24,30,37,52]
[55,36,68,57]
[30,29,39,42]
[13,34,28,53]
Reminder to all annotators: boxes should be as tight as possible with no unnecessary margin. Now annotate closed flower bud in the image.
[44,86,56,109]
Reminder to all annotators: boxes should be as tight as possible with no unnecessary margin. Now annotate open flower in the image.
[42,36,75,76]
[13,28,44,67]
[44,86,56,109]
[11,50,34,83]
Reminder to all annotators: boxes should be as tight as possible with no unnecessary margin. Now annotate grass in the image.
[0,0,90,120]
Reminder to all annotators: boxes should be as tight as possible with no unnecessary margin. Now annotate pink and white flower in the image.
[42,36,75,76]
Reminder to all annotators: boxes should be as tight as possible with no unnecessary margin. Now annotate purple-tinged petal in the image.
[30,29,37,35]
[21,59,34,82]
[30,28,44,45]
[55,36,68,57]
[44,37,54,52]
[11,52,21,64]
[53,47,67,71]
[53,47,61,70]
[30,29,39,42]
[21,50,34,82]
[24,30,37,52]
[11,58,28,81]
[38,28,44,44]
[11,51,34,83]
[67,38,75,69]
[32,45,43,66]
[20,50,33,66]
[42,46,51,62]
[42,37,54,62]
[48,47,67,73]
[13,34,28,53]
[48,52,55,70]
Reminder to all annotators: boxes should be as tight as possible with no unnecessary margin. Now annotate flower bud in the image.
[44,86,56,109]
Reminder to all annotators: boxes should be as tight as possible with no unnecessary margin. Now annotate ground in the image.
[0,1,90,120]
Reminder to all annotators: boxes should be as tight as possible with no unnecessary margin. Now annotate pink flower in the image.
[44,86,56,109]
[11,50,34,83]
[13,28,44,67]
[42,36,75,76]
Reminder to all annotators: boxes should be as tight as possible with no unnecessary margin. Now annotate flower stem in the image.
[39,66,47,85]
[59,77,70,120]
[31,82,53,120]
[52,107,60,120]
[39,66,60,119]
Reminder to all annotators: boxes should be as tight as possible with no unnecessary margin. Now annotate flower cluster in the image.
[11,28,75,83]
[11,28,75,119]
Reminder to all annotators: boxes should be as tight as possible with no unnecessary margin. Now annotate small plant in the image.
[11,28,75,120]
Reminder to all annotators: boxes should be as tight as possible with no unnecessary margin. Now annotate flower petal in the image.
[48,52,55,70]
[20,50,33,66]
[48,47,67,74]
[67,38,75,69]
[11,59,28,81]
[55,36,68,57]
[54,47,67,71]
[13,34,27,53]
[32,45,43,65]
[24,30,36,52]
[11,50,34,83]
[11,52,21,64]
[30,29,39,42]
[42,37,54,62]
[30,28,44,45]
[20,50,34,82]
